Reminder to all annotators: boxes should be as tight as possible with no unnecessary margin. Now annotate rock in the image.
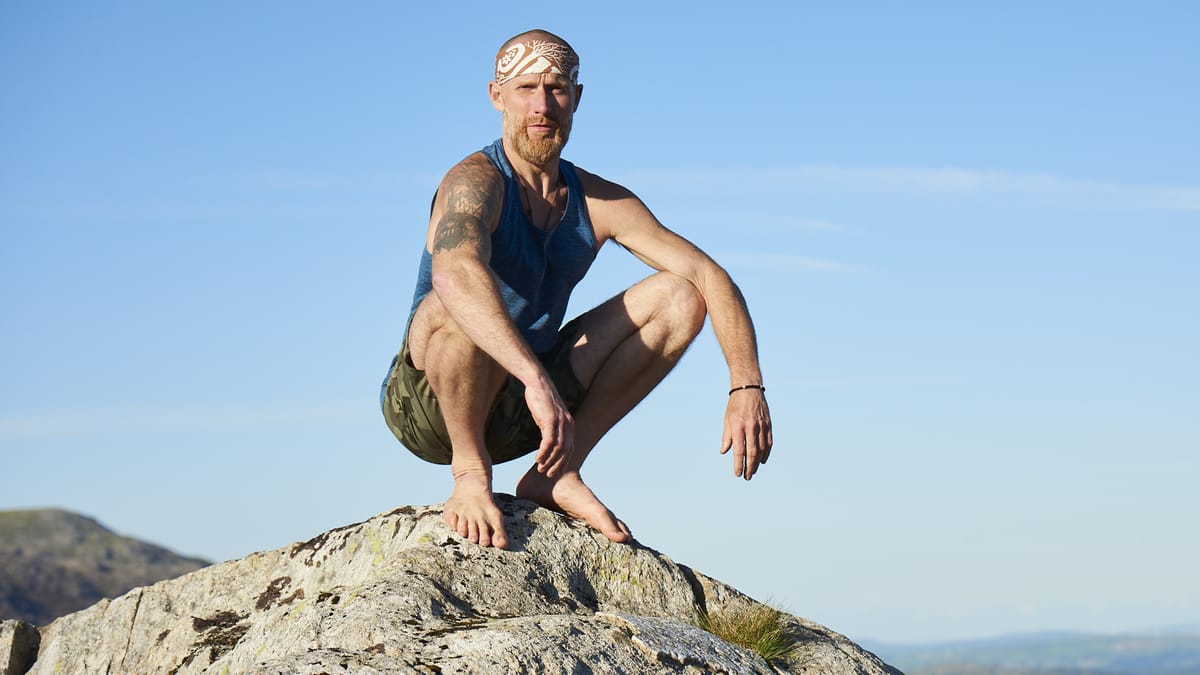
[1,620,39,675]
[23,496,901,674]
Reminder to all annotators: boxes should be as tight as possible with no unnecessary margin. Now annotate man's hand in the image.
[720,390,773,479]
[525,377,575,477]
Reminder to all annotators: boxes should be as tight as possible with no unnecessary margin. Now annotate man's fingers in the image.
[745,445,760,480]
[544,445,570,478]
[754,429,769,466]
[727,425,766,478]
[535,410,574,476]
[732,427,772,480]
[535,434,554,467]
[526,384,573,474]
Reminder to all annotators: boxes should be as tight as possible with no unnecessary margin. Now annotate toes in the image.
[487,511,508,549]
[491,530,508,550]
[605,527,631,544]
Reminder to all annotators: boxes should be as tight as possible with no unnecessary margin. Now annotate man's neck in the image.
[501,138,562,198]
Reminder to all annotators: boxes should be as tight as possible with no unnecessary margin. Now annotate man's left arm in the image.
[580,171,773,479]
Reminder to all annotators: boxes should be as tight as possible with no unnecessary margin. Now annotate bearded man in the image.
[381,29,772,549]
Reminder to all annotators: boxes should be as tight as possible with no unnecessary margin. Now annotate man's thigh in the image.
[382,320,588,465]
[381,338,454,464]
[565,272,703,388]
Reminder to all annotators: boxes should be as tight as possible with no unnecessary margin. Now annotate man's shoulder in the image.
[575,166,636,202]
[440,151,504,192]
[447,150,499,176]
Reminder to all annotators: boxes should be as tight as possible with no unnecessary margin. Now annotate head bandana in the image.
[495,39,580,86]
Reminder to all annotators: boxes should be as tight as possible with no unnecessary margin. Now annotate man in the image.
[382,29,772,550]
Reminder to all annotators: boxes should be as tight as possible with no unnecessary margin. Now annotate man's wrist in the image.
[521,369,557,395]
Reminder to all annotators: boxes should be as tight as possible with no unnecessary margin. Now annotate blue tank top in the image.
[408,139,597,354]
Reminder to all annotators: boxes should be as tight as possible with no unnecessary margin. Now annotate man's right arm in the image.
[425,154,574,474]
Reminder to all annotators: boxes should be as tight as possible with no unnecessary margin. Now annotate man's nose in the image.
[532,86,554,113]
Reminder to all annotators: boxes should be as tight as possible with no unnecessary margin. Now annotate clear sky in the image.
[3,1,1197,645]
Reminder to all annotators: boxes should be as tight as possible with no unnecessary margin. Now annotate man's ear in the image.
[489,81,503,112]
[573,83,584,112]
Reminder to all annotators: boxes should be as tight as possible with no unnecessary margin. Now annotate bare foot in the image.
[516,468,632,543]
[443,472,508,549]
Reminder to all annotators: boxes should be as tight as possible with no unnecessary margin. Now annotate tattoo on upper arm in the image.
[433,212,488,256]
[432,160,501,257]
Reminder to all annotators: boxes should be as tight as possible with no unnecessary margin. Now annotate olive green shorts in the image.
[380,321,586,465]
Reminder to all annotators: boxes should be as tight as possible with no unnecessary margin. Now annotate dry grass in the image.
[696,602,799,665]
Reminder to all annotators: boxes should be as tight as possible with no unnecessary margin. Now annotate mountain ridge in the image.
[865,629,1200,675]
[0,508,210,626]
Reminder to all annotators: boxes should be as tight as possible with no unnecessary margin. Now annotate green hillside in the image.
[0,508,209,626]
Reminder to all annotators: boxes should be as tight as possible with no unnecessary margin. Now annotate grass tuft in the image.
[696,602,799,665]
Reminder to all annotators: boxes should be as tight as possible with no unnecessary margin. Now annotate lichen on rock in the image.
[17,496,901,674]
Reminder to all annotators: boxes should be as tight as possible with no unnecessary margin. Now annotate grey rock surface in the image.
[23,496,901,674]
[1,620,39,675]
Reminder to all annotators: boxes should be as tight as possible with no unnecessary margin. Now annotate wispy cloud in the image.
[245,172,353,191]
[239,170,442,193]
[626,165,1200,211]
[654,201,857,234]
[0,401,365,442]
[776,216,852,232]
[717,252,871,274]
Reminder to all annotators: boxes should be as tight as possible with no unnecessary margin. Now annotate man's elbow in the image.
[430,258,467,299]
[430,255,488,299]
[430,270,462,301]
[697,258,734,293]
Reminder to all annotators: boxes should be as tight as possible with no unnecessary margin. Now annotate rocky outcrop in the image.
[17,496,901,674]
[1,621,38,675]
[0,509,209,626]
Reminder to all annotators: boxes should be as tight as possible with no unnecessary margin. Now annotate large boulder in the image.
[19,496,901,674]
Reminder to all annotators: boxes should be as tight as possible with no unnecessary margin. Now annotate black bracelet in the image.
[728,384,766,396]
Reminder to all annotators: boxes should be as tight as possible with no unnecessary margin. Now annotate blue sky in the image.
[3,2,1197,645]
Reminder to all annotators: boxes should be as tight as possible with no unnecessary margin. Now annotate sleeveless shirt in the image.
[408,139,598,354]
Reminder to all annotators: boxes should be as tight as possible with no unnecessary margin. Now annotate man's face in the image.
[492,73,579,166]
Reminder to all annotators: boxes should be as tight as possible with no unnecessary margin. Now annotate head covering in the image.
[495,38,580,85]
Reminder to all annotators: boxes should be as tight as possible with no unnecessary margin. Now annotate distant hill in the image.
[0,509,209,626]
[866,631,1200,675]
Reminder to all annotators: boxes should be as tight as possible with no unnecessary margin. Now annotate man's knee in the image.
[408,293,477,372]
[653,272,707,339]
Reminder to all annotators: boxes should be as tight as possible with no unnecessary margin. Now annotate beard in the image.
[503,109,572,166]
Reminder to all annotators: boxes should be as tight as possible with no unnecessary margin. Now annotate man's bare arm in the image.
[426,155,574,474]
[579,169,773,479]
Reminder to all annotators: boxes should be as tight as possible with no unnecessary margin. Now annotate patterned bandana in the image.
[495,39,580,85]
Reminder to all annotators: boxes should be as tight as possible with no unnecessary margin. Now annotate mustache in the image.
[527,115,561,128]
